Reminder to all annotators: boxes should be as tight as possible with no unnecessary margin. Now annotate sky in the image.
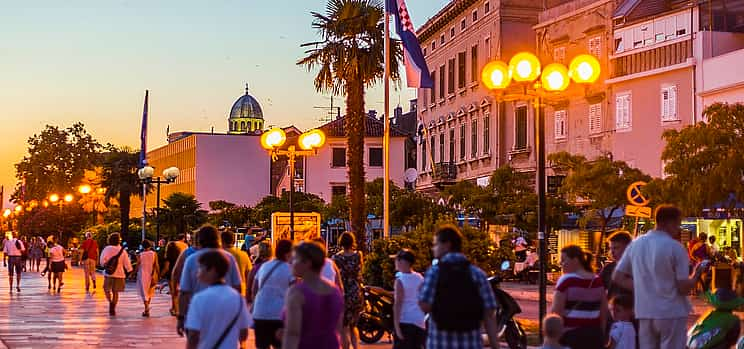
[0,0,450,209]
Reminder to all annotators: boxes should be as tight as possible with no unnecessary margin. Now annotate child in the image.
[608,294,636,349]
[540,313,569,349]
[392,249,425,349]
[185,250,252,349]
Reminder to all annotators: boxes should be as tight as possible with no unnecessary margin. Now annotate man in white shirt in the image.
[613,205,707,349]
[3,231,25,293]
[185,250,252,349]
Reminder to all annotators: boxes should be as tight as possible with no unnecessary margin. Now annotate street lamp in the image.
[78,185,92,195]
[138,166,180,243]
[482,52,600,335]
[48,193,74,242]
[261,128,326,240]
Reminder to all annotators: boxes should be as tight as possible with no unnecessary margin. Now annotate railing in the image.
[432,162,458,181]
[611,39,693,78]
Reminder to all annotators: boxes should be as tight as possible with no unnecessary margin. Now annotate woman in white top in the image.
[393,249,426,349]
[251,239,294,349]
[136,239,159,317]
[100,233,132,316]
[48,237,66,293]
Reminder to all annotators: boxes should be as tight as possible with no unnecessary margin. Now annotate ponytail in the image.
[561,244,594,273]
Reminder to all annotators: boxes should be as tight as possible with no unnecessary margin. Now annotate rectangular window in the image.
[368,147,383,167]
[485,1,490,13]
[449,129,455,162]
[459,124,466,160]
[430,136,436,165]
[471,45,478,83]
[423,47,427,56]
[440,34,445,45]
[332,148,346,167]
[331,185,346,197]
[448,59,456,94]
[430,71,436,102]
[553,46,565,63]
[485,37,491,59]
[588,36,602,57]
[483,115,490,154]
[472,10,478,22]
[616,93,632,130]
[450,27,455,38]
[661,86,678,121]
[431,41,436,51]
[471,119,478,158]
[515,106,528,150]
[554,110,567,140]
[439,66,445,100]
[461,19,466,30]
[439,134,445,163]
[421,141,427,171]
[589,103,602,134]
[458,51,466,89]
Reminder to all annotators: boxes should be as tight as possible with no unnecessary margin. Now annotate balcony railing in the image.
[432,162,458,182]
[611,39,692,78]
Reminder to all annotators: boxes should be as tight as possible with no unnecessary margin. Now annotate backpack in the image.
[431,259,484,331]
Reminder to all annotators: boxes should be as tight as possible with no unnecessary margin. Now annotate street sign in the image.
[626,205,652,218]
[626,181,649,206]
[271,212,321,243]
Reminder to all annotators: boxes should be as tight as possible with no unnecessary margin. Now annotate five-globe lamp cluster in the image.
[481,52,601,92]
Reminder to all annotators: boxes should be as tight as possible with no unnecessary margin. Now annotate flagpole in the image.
[141,90,149,243]
[383,0,391,239]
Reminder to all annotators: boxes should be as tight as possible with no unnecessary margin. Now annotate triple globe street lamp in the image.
[481,52,601,332]
[138,166,180,243]
[260,128,326,240]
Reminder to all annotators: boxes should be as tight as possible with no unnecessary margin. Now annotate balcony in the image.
[432,162,458,188]
[611,39,692,79]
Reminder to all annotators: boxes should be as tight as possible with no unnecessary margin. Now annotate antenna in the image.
[314,95,341,122]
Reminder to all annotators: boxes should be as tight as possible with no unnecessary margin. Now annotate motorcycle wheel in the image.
[504,320,527,349]
[357,319,385,344]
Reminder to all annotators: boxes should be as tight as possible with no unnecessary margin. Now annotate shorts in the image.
[7,256,22,275]
[560,326,604,349]
[253,319,283,349]
[51,261,66,273]
[103,277,126,292]
[393,323,426,349]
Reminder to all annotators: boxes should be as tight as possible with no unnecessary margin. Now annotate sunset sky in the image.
[0,0,449,208]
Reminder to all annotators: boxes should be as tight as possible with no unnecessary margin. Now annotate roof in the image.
[417,0,478,43]
[229,86,264,120]
[318,115,408,138]
[613,0,692,24]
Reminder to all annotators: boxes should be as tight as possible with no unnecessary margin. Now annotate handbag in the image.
[104,247,126,275]
[211,295,244,349]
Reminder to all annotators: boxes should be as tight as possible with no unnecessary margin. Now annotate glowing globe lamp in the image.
[49,194,60,203]
[569,54,601,84]
[541,63,570,92]
[260,128,287,150]
[298,129,326,151]
[481,61,511,90]
[64,194,74,203]
[79,185,92,194]
[508,52,541,82]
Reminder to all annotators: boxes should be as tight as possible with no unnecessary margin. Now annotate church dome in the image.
[229,85,264,120]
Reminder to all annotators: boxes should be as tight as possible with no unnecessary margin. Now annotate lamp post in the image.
[138,166,180,243]
[482,52,600,336]
[261,128,325,241]
[49,193,74,242]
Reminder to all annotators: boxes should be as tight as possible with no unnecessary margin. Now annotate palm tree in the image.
[298,0,401,250]
[101,147,140,240]
[159,193,207,239]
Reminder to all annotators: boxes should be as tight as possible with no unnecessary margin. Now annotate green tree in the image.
[649,103,744,216]
[252,192,327,229]
[101,147,141,239]
[159,193,208,238]
[208,200,253,228]
[298,0,402,251]
[13,123,101,202]
[549,151,650,255]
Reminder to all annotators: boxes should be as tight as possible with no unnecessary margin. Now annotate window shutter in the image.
[554,111,566,139]
[589,104,602,134]
[661,89,669,120]
[616,96,623,129]
[669,86,677,119]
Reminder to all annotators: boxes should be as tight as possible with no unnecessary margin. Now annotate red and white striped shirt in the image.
[556,273,605,330]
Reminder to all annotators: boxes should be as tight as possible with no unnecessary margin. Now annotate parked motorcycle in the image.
[490,261,528,349]
[687,260,743,349]
[358,285,394,344]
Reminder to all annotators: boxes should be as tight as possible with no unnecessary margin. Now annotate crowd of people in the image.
[541,204,710,349]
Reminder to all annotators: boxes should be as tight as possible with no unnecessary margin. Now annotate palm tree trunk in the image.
[346,77,366,252]
[120,191,131,241]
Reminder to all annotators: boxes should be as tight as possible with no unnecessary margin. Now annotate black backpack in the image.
[431,259,484,331]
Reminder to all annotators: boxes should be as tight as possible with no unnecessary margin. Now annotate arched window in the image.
[241,121,246,131]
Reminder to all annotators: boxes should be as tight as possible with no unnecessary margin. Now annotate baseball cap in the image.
[392,249,415,264]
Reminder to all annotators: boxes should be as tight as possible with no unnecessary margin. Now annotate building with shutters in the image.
[415,0,544,194]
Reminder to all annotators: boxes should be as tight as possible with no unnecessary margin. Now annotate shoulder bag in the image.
[104,247,126,275]
[211,295,244,349]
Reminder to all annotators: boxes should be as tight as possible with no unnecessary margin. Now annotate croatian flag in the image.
[386,0,433,89]
[139,90,149,167]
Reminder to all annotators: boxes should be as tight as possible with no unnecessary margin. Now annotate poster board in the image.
[271,212,322,243]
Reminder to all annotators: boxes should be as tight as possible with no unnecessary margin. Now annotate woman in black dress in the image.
[332,232,364,349]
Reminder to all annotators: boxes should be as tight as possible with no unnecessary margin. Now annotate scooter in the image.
[357,285,394,344]
[687,261,743,349]
[490,261,528,349]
